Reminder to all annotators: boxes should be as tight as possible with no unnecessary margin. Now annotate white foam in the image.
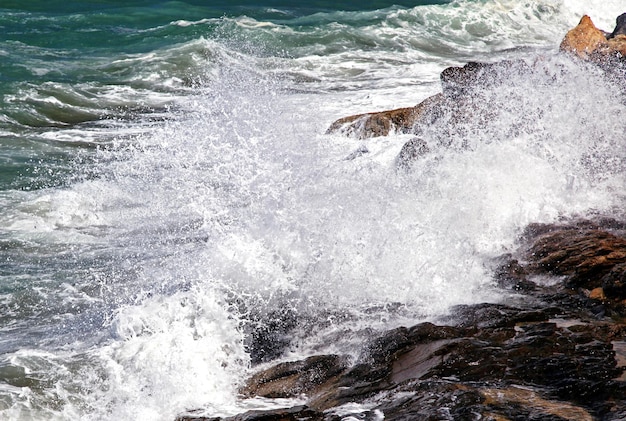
[558,0,625,30]
[80,287,248,421]
[171,18,213,27]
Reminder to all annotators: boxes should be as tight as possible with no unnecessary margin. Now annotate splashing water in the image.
[0,0,625,419]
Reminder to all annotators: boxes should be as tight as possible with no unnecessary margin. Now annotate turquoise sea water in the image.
[1,1,625,420]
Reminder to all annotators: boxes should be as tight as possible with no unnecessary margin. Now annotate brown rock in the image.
[525,226,626,290]
[589,287,607,301]
[559,14,626,61]
[239,354,348,399]
[559,15,608,59]
[327,13,625,145]
[325,93,444,139]
[607,34,626,57]
[325,106,414,138]
[481,386,595,421]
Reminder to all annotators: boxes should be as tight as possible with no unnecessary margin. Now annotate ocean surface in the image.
[1,0,625,419]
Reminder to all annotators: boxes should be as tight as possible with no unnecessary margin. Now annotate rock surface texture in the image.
[177,15,626,421]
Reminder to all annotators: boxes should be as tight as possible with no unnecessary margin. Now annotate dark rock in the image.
[396,137,429,168]
[176,412,221,421]
[480,386,595,421]
[518,219,626,318]
[373,380,485,421]
[602,262,626,300]
[230,406,322,421]
[445,303,552,329]
[439,60,530,99]
[609,13,626,39]
[503,322,621,402]
[245,307,299,364]
[182,297,626,420]
[492,254,536,291]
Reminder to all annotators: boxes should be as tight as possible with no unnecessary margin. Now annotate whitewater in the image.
[0,0,625,419]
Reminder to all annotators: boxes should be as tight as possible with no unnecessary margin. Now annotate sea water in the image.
[0,0,625,419]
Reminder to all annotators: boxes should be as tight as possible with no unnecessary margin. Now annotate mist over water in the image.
[0,0,625,420]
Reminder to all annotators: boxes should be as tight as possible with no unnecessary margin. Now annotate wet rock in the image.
[241,301,621,415]
[396,137,429,169]
[480,386,595,421]
[325,106,416,139]
[517,219,626,320]
[525,223,626,293]
[176,412,221,421]
[445,303,552,329]
[373,380,485,421]
[176,405,323,421]
[503,322,621,402]
[245,307,299,364]
[180,297,626,420]
[492,254,536,292]
[240,355,349,399]
[602,262,626,300]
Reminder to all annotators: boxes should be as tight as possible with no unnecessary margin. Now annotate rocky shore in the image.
[175,14,626,421]
[177,217,626,421]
